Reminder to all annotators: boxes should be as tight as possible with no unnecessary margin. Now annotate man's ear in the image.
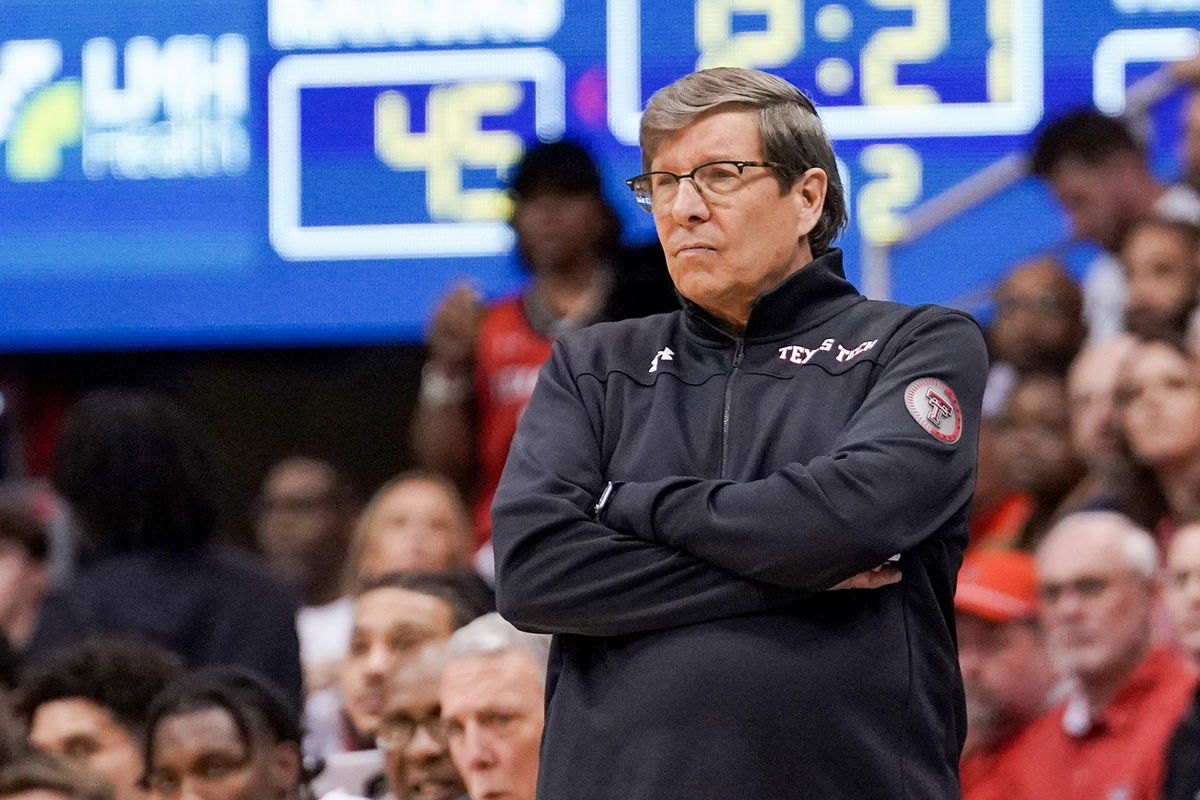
[790,167,828,240]
[268,741,302,797]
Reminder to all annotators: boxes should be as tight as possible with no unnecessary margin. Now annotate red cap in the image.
[955,549,1038,624]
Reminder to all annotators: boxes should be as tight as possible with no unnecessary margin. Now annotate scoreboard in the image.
[0,0,1197,350]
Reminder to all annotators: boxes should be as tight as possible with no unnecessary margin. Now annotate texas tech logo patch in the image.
[905,378,962,443]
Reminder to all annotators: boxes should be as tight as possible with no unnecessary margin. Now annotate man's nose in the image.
[363,643,392,675]
[462,722,497,768]
[668,179,709,223]
[407,725,444,761]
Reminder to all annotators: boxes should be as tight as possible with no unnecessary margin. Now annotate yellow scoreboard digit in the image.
[375,82,524,223]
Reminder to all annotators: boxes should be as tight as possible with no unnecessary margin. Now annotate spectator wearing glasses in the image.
[993,512,1197,799]
[982,256,1086,416]
[491,67,986,799]
[255,456,360,699]
[374,641,464,800]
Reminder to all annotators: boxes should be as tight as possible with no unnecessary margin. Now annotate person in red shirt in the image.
[995,511,1197,800]
[956,549,1062,800]
[410,142,676,571]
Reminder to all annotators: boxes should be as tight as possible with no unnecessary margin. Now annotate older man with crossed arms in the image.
[492,67,987,799]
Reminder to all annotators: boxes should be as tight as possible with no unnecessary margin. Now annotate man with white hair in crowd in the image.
[438,614,548,800]
[995,512,1197,798]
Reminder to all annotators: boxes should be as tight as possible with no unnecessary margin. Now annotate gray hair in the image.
[639,67,847,255]
[446,612,551,681]
[1040,511,1159,578]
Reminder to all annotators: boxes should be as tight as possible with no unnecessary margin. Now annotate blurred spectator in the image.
[410,142,676,568]
[1120,217,1200,340]
[1061,334,1164,525]
[29,389,302,706]
[1114,337,1200,528]
[994,375,1086,550]
[308,574,478,761]
[995,512,1196,798]
[1182,85,1200,198]
[956,550,1060,800]
[343,474,492,613]
[1163,523,1200,799]
[1031,108,1200,341]
[968,419,1030,551]
[375,641,464,800]
[0,502,47,650]
[141,668,307,800]
[0,752,114,800]
[439,614,548,800]
[256,457,359,696]
[16,637,183,800]
[984,257,1085,416]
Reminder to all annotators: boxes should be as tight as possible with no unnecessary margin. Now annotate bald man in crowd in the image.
[995,512,1197,799]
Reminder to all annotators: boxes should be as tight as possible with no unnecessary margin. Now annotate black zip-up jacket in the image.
[492,249,987,799]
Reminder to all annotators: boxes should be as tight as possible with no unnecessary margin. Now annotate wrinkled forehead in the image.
[1037,529,1139,589]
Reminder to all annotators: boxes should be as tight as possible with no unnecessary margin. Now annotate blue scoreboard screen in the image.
[0,0,1197,350]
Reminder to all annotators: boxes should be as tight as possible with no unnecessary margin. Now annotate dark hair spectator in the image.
[142,668,308,800]
[30,389,303,708]
[353,571,486,630]
[144,668,303,767]
[0,752,114,800]
[15,636,184,741]
[15,636,183,800]
[1113,336,1200,528]
[51,389,228,554]
[1030,108,1143,178]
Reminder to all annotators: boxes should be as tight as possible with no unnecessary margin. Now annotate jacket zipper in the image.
[720,337,745,478]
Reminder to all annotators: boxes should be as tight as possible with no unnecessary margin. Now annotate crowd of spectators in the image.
[0,67,1197,800]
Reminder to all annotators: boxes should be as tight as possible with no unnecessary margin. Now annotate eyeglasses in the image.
[625,160,783,212]
[376,712,448,751]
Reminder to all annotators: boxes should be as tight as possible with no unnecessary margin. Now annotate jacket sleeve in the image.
[491,339,801,637]
[600,310,987,592]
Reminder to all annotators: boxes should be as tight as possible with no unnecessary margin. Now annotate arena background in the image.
[0,0,1196,517]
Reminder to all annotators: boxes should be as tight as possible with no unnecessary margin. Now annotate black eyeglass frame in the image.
[625,160,785,212]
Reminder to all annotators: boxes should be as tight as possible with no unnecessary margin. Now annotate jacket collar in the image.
[680,248,863,344]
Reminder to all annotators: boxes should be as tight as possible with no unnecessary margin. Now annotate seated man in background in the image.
[1119,217,1200,340]
[993,375,1086,550]
[256,456,360,698]
[984,257,1086,416]
[16,637,184,800]
[439,614,548,800]
[956,550,1061,800]
[141,668,306,800]
[32,389,302,707]
[375,642,464,800]
[1031,108,1200,342]
[996,512,1197,799]
[308,574,479,763]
